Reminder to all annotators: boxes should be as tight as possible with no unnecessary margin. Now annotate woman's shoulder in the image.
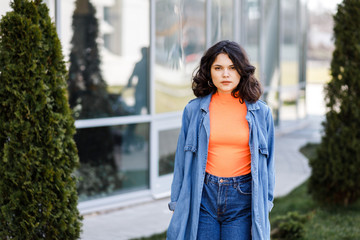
[247,99,272,118]
[184,95,207,111]
[183,98,199,116]
[255,100,274,123]
[186,97,201,106]
[247,99,270,111]
[257,99,270,111]
[182,95,210,119]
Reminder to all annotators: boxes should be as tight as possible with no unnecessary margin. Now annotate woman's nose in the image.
[223,68,229,76]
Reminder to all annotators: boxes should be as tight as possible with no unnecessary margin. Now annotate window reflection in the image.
[123,47,149,115]
[261,0,281,125]
[67,0,149,119]
[159,128,180,176]
[75,123,149,201]
[243,0,260,79]
[155,0,205,113]
[280,0,299,121]
[281,0,299,87]
[211,0,233,44]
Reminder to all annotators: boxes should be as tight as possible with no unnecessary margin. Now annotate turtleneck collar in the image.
[212,91,237,102]
[200,93,260,113]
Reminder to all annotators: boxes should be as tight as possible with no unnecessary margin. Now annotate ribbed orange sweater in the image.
[206,92,251,177]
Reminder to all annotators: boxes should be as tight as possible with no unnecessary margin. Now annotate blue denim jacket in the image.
[167,93,275,240]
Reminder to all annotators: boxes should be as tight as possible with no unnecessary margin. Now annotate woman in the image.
[167,40,275,240]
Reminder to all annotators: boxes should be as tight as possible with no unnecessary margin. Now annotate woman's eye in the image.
[214,67,221,70]
[230,66,236,70]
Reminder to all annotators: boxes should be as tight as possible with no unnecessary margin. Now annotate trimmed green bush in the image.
[271,211,308,240]
[308,0,360,206]
[0,0,82,238]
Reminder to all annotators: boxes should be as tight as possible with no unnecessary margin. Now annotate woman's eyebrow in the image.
[212,64,234,67]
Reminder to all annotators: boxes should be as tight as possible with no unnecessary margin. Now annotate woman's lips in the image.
[221,81,232,84]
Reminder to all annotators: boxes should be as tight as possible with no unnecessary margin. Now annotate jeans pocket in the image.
[236,179,252,195]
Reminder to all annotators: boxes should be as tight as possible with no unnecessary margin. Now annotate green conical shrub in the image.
[308,0,360,206]
[0,0,82,238]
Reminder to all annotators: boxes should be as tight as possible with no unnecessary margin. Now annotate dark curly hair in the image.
[192,40,262,103]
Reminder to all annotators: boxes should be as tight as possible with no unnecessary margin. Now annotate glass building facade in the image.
[0,0,308,213]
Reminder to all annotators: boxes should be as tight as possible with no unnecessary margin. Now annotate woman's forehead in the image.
[212,53,234,65]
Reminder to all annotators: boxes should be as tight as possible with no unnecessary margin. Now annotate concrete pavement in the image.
[80,115,323,240]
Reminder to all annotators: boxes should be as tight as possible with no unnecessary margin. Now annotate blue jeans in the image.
[197,172,252,240]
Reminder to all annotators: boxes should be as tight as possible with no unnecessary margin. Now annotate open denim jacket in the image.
[167,93,275,240]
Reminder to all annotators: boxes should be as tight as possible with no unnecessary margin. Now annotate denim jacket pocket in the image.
[259,146,268,158]
[258,133,269,158]
[184,123,198,153]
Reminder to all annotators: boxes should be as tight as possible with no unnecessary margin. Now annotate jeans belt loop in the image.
[232,177,237,188]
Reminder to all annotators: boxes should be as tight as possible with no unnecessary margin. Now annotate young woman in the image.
[167,40,275,240]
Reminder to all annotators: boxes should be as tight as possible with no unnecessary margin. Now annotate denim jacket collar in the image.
[200,94,212,113]
[200,93,260,112]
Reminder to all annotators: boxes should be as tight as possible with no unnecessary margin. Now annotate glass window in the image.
[281,0,299,87]
[280,0,299,121]
[298,1,307,85]
[158,128,180,176]
[155,0,205,113]
[62,0,149,119]
[261,0,281,125]
[242,0,261,79]
[211,0,233,44]
[75,123,149,201]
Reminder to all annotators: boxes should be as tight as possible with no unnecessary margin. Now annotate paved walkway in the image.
[80,115,323,240]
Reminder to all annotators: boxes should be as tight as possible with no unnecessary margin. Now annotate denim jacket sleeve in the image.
[266,108,275,212]
[168,107,190,211]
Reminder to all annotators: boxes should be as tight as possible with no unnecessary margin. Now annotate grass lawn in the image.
[270,179,360,239]
[132,143,360,240]
[270,143,360,239]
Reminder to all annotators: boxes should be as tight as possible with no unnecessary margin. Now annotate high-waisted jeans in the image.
[197,172,252,240]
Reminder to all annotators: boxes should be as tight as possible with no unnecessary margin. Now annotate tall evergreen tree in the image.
[0,0,82,238]
[308,0,360,206]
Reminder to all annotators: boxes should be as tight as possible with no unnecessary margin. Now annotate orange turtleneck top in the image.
[206,92,251,177]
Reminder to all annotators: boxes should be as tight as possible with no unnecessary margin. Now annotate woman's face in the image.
[210,53,241,94]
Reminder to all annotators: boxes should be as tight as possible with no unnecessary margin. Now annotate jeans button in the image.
[219,179,224,183]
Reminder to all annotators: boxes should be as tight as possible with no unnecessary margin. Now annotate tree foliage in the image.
[309,0,360,206]
[0,0,82,238]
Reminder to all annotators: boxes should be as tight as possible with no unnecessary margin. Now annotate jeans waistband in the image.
[204,172,252,185]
